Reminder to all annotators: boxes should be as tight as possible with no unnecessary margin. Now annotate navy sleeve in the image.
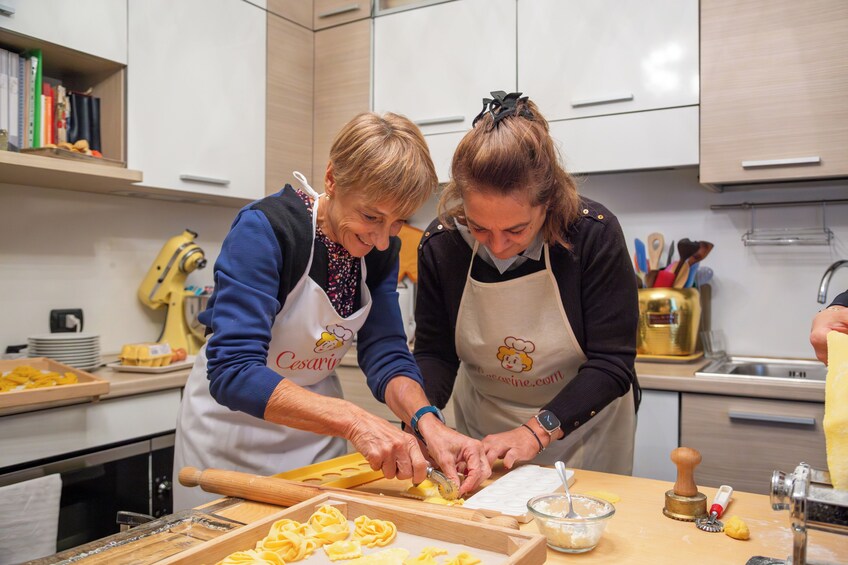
[831,290,848,308]
[203,209,287,419]
[356,259,424,402]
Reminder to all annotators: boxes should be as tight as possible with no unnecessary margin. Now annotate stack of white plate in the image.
[27,333,102,371]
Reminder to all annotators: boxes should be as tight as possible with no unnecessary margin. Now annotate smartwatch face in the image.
[537,410,561,432]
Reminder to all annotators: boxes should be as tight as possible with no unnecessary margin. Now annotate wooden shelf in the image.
[0,150,142,191]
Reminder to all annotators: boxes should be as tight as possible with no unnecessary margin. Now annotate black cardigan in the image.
[414,197,640,434]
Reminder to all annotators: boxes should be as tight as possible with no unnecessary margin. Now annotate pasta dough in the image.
[353,515,397,548]
[323,540,363,561]
[0,365,77,392]
[723,516,750,540]
[824,331,848,491]
[218,549,287,565]
[444,552,482,565]
[309,505,351,544]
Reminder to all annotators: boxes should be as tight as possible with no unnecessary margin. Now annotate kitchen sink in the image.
[695,356,827,383]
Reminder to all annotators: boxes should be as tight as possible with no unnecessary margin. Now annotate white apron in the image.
[173,174,372,510]
[453,243,635,473]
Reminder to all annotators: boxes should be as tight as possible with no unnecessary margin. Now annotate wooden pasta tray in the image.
[159,492,547,565]
[0,357,110,410]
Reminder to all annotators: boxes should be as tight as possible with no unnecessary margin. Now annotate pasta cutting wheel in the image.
[426,466,458,500]
[696,484,733,532]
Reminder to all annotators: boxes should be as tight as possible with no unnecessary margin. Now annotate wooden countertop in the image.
[202,468,847,564]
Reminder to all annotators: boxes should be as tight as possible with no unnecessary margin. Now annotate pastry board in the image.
[0,357,109,409]
[159,492,547,565]
[274,452,384,488]
[462,465,575,523]
[107,356,196,374]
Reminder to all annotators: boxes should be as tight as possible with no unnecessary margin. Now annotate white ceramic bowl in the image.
[526,493,615,553]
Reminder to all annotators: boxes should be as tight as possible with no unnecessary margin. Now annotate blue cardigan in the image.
[198,186,421,419]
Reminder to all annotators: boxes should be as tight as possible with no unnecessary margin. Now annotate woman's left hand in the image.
[482,427,541,470]
[416,419,491,497]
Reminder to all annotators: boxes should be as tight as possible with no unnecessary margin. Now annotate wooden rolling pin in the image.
[179,467,519,530]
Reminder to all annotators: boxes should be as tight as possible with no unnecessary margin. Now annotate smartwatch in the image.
[535,410,561,437]
[410,405,445,442]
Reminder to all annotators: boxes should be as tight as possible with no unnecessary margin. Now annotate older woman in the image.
[415,92,640,474]
[174,113,490,510]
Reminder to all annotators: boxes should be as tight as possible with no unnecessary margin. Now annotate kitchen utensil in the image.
[463,464,573,522]
[663,447,707,521]
[647,233,665,271]
[696,266,714,287]
[653,263,677,288]
[665,239,675,268]
[637,288,701,356]
[695,484,733,532]
[684,262,700,288]
[673,261,690,289]
[674,238,700,279]
[426,466,458,500]
[634,238,649,274]
[178,466,517,527]
[555,461,579,519]
[688,240,714,267]
[770,463,848,565]
[645,269,659,288]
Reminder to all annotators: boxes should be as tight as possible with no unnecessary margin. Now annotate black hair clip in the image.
[472,91,533,127]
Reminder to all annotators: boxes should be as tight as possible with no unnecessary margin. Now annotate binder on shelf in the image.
[0,47,8,141]
[25,49,42,148]
[67,91,101,152]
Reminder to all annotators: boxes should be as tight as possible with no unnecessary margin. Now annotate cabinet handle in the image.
[179,174,230,186]
[414,116,465,127]
[571,93,634,108]
[728,410,816,427]
[741,156,822,169]
[0,4,15,16]
[318,3,361,18]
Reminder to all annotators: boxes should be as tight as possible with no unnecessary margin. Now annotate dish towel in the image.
[0,474,62,564]
[825,331,848,491]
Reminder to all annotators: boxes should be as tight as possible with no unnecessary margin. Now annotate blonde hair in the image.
[329,112,437,219]
[496,346,534,372]
[438,98,581,247]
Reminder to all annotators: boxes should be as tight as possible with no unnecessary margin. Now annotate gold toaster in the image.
[637,288,701,356]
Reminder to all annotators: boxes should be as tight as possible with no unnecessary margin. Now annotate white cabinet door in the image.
[374,0,516,136]
[0,0,127,63]
[550,106,699,175]
[425,131,465,183]
[128,0,266,201]
[632,390,679,482]
[518,0,698,121]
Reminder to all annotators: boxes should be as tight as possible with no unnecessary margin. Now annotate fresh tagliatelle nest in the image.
[217,505,481,565]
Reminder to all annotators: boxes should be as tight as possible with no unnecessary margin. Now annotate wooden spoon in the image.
[674,239,700,279]
[647,233,665,271]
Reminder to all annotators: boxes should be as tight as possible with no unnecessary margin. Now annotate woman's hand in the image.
[344,410,430,484]
[482,425,545,470]
[810,305,848,364]
[416,417,491,496]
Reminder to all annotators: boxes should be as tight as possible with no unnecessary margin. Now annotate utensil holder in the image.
[637,288,701,356]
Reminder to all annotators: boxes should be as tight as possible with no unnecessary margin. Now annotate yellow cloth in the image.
[397,224,424,283]
[825,331,848,490]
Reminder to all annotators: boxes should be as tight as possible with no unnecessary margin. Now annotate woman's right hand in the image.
[344,409,430,485]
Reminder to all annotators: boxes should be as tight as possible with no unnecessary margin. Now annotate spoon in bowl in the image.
[554,460,580,519]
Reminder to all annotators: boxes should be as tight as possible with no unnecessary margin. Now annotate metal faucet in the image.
[817,259,848,303]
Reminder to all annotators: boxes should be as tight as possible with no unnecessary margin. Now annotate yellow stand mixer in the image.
[138,229,208,354]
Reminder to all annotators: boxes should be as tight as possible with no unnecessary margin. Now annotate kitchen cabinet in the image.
[700,0,848,187]
[373,0,516,137]
[680,392,826,495]
[314,0,371,30]
[127,0,267,201]
[632,390,679,482]
[549,106,699,175]
[266,11,314,195]
[0,0,127,64]
[518,0,698,122]
[517,0,699,175]
[269,0,313,29]
[312,19,371,184]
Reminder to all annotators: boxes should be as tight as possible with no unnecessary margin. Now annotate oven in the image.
[0,432,174,552]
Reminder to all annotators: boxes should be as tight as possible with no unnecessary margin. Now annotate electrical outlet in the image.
[50,309,84,333]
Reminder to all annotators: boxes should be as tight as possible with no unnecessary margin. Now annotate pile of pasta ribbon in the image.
[218,505,481,565]
[0,365,78,393]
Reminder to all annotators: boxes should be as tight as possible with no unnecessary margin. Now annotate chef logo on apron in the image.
[314,324,354,353]
[497,336,535,373]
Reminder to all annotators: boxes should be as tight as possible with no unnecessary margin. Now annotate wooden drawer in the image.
[336,366,456,429]
[680,393,826,494]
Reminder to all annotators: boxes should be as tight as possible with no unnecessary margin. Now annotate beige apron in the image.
[173,174,371,510]
[453,243,635,473]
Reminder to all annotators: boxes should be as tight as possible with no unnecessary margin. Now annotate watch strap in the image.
[410,405,445,442]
